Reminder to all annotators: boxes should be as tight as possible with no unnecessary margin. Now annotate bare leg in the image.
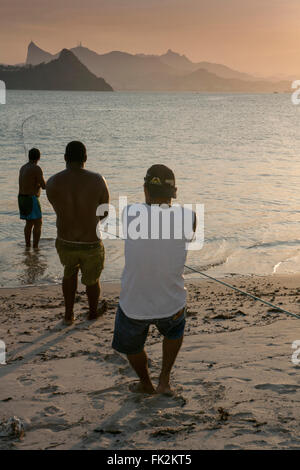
[86,281,100,317]
[33,218,42,248]
[156,336,184,395]
[127,350,156,394]
[24,220,34,247]
[62,271,78,324]
[86,281,107,320]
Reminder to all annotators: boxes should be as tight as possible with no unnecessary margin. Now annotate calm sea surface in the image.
[1,90,300,287]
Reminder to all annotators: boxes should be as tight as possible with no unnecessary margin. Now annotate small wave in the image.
[247,239,300,250]
[272,261,282,274]
[272,254,300,274]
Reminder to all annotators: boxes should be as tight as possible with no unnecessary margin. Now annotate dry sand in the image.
[0,274,300,450]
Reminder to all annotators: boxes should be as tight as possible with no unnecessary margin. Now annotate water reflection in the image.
[20,248,48,285]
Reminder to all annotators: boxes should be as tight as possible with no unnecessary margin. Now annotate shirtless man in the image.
[46,141,109,325]
[18,148,46,248]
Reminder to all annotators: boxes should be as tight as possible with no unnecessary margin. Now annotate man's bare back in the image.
[46,167,109,242]
[19,162,45,196]
[46,141,109,324]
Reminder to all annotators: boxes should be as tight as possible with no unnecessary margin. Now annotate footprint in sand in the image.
[104,352,128,365]
[255,383,300,394]
[118,365,136,377]
[18,375,35,385]
[36,385,60,395]
[42,405,66,417]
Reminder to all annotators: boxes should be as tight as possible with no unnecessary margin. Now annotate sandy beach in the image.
[0,274,300,450]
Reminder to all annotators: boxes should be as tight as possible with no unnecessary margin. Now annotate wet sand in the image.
[0,274,300,449]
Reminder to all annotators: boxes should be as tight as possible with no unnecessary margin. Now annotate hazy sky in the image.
[1,0,300,76]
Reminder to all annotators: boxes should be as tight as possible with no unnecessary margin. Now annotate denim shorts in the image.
[112,305,186,355]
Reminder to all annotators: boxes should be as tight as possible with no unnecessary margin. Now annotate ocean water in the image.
[1,90,300,287]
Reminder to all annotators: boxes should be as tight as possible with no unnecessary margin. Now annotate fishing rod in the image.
[21,115,36,157]
[102,228,300,321]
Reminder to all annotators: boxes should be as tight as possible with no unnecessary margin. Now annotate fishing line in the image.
[19,118,300,320]
[184,264,300,321]
[102,228,300,321]
[21,115,36,157]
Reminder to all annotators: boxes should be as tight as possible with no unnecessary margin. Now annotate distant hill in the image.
[140,49,259,82]
[169,68,290,92]
[24,42,289,92]
[71,47,182,90]
[137,49,194,74]
[26,41,56,66]
[0,49,113,91]
[26,42,181,90]
[194,62,258,82]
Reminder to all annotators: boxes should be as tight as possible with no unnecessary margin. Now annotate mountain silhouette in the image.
[26,41,56,66]
[140,50,259,82]
[26,42,180,90]
[0,49,113,91]
[24,42,289,92]
[137,49,193,74]
[169,68,289,92]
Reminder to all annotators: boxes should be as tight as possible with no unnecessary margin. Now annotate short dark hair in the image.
[28,148,40,162]
[65,141,87,163]
[144,164,176,199]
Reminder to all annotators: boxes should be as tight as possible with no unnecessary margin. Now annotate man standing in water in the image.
[46,141,109,325]
[18,148,46,249]
[112,165,196,395]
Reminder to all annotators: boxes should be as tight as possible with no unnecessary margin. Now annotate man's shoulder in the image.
[19,163,28,172]
[83,169,105,182]
[20,163,39,174]
[46,170,66,186]
[34,164,43,174]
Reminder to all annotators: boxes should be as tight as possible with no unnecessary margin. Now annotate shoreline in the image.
[1,271,300,292]
[1,274,300,449]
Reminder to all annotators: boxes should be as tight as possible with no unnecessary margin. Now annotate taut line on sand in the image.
[103,229,300,321]
[184,264,300,321]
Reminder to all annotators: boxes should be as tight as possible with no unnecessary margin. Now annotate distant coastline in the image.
[0,42,291,93]
[0,49,113,92]
[22,41,291,93]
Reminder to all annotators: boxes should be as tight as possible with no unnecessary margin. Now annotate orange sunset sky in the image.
[1,0,300,76]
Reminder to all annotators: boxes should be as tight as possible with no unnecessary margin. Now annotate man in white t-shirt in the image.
[112,165,196,395]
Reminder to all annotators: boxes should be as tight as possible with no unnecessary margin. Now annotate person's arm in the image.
[98,176,110,221]
[37,167,46,190]
[45,177,54,206]
[192,210,197,234]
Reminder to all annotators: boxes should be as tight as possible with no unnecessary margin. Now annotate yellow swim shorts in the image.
[55,238,105,286]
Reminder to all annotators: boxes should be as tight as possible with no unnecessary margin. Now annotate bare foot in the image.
[156,383,174,396]
[88,299,108,321]
[63,315,75,326]
[129,381,156,395]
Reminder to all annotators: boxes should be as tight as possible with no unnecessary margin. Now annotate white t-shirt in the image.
[119,203,195,320]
